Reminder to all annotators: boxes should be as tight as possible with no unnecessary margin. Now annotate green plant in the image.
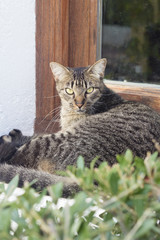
[0,150,160,239]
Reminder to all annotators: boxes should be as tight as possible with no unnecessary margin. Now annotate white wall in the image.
[0,0,35,136]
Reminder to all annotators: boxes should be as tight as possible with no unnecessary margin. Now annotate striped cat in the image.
[0,58,160,197]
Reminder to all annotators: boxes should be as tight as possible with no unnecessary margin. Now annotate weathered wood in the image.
[35,0,69,133]
[89,0,98,63]
[69,0,97,67]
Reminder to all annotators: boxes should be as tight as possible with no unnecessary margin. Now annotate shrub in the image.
[0,150,160,239]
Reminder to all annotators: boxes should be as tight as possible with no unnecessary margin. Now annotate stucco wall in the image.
[0,0,35,136]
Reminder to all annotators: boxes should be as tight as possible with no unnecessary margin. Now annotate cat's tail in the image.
[0,164,80,197]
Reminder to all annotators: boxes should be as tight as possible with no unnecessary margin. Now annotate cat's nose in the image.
[75,98,85,109]
[76,102,83,108]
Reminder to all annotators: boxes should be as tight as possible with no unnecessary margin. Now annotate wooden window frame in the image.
[35,0,160,134]
[106,80,160,113]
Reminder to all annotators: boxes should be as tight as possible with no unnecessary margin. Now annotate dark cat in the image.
[0,58,160,197]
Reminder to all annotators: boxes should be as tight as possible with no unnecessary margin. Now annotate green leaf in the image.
[132,197,145,217]
[148,151,158,163]
[48,182,63,203]
[70,192,92,216]
[134,156,146,173]
[109,171,120,195]
[117,150,133,169]
[90,156,99,170]
[0,208,12,232]
[5,175,19,198]
[77,156,85,170]
[135,219,155,238]
[124,149,133,163]
[116,154,125,164]
[102,212,113,221]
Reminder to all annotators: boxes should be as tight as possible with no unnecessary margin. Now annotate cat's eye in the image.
[86,87,94,94]
[65,88,74,95]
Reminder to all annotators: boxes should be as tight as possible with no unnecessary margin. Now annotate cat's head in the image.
[50,59,107,114]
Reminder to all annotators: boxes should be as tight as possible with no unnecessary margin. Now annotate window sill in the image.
[104,80,160,113]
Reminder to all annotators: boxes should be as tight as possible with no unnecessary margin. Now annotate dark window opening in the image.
[102,0,160,84]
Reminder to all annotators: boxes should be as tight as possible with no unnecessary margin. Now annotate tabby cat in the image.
[0,58,160,197]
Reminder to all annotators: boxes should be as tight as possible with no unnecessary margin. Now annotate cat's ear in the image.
[87,58,107,79]
[50,62,70,82]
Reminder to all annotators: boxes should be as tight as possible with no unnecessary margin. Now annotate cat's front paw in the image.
[0,129,22,145]
[0,135,12,144]
[9,129,22,140]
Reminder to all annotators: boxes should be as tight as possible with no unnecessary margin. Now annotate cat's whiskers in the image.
[50,111,62,132]
[43,94,59,99]
[39,106,61,126]
[45,111,61,133]
[51,115,61,132]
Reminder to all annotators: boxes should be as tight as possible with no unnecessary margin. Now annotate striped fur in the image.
[0,58,160,196]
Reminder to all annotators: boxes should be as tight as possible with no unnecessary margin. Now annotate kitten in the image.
[0,58,160,197]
